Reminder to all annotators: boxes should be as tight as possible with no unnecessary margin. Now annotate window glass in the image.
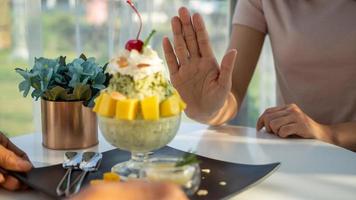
[1,0,276,136]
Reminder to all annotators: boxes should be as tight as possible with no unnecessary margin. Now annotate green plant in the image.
[15,54,111,107]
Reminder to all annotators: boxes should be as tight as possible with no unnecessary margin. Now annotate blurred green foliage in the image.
[0,49,33,137]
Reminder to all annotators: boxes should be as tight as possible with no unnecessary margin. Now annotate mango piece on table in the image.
[103,172,121,182]
[141,96,160,120]
[90,179,106,185]
[160,95,180,117]
[92,93,103,113]
[115,99,139,120]
[97,93,116,117]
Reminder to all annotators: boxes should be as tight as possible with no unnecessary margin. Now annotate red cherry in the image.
[125,1,144,52]
[125,39,144,52]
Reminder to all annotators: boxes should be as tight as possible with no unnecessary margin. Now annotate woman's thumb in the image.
[218,49,237,87]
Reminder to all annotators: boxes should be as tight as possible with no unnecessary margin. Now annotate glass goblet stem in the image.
[131,152,149,164]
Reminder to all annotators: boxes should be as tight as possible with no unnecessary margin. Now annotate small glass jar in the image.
[140,157,201,196]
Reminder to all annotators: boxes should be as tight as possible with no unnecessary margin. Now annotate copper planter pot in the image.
[41,99,98,150]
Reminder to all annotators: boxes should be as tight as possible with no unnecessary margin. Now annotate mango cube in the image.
[115,99,139,120]
[179,99,187,110]
[103,172,121,182]
[160,95,180,117]
[97,93,116,117]
[141,96,160,120]
[92,93,103,113]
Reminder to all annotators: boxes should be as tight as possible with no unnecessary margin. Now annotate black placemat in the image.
[12,146,280,200]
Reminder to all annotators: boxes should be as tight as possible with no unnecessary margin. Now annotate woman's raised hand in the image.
[162,7,237,122]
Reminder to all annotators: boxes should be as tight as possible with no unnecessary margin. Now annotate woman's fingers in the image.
[269,115,295,133]
[192,13,214,58]
[257,117,272,133]
[0,145,32,172]
[178,7,200,58]
[0,132,29,162]
[0,134,31,191]
[1,175,21,191]
[264,105,288,114]
[162,37,179,76]
[278,123,298,138]
[218,49,237,89]
[256,106,289,131]
[257,104,303,138]
[0,173,5,183]
[171,16,189,65]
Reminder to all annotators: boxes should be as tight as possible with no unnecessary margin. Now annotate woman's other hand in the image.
[0,132,32,191]
[163,7,237,123]
[257,104,332,140]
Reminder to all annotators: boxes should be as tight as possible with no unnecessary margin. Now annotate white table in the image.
[2,122,356,200]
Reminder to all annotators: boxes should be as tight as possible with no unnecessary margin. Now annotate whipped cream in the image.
[108,46,165,80]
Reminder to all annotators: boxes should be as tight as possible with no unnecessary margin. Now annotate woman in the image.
[162,1,356,151]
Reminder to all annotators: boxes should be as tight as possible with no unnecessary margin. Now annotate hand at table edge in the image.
[0,131,33,191]
[257,104,356,152]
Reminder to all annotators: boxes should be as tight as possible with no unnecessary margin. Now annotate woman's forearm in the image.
[318,122,356,151]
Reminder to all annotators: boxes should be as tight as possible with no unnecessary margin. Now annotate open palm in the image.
[163,7,237,121]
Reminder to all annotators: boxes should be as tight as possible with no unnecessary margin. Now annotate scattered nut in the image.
[201,169,210,174]
[197,189,208,196]
[137,63,150,68]
[219,181,227,186]
[117,57,128,68]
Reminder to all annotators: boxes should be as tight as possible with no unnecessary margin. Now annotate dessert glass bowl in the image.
[98,114,181,179]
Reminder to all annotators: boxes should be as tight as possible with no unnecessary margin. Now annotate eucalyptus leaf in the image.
[94,73,106,85]
[31,89,43,100]
[73,84,92,101]
[15,68,29,79]
[59,56,66,66]
[43,86,67,101]
[79,53,87,61]
[102,63,108,72]
[92,84,106,90]
[54,75,67,85]
[85,91,100,107]
[18,80,31,97]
